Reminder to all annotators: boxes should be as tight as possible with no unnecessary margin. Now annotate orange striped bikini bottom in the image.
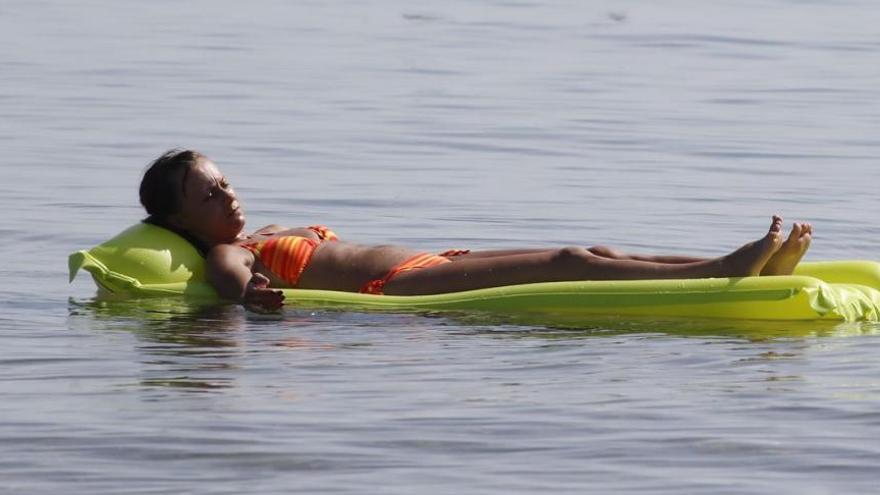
[360,249,470,295]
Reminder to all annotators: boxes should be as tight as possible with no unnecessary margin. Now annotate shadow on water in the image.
[425,311,880,342]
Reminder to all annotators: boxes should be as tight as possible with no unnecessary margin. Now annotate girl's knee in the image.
[554,246,599,268]
[588,245,625,259]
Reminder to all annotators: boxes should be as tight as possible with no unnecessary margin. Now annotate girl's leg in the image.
[385,217,784,295]
[444,217,809,275]
[446,248,555,261]
[457,216,785,265]
[590,219,812,276]
[452,249,711,264]
[587,246,706,264]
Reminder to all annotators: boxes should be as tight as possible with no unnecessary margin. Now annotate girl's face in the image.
[170,158,245,247]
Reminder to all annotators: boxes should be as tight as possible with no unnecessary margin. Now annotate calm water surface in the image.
[3,0,880,493]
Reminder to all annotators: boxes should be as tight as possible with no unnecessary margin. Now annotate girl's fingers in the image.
[256,288,285,307]
[250,272,271,288]
[245,288,285,312]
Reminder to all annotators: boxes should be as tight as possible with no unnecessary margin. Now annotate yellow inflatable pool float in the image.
[69,223,880,322]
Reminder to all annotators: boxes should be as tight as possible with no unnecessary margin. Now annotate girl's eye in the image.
[205,180,230,201]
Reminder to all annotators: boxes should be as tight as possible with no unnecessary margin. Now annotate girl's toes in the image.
[789,223,803,242]
[770,216,783,233]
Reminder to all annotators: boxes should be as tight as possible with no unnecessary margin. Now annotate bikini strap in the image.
[437,249,470,258]
[360,253,450,295]
[307,225,339,241]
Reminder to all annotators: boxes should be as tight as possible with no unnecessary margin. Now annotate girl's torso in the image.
[234,225,419,291]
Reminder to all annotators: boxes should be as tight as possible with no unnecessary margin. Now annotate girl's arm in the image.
[206,244,285,311]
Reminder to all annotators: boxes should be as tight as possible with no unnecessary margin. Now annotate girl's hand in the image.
[243,273,285,312]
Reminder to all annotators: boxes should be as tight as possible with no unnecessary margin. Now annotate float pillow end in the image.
[69,223,210,295]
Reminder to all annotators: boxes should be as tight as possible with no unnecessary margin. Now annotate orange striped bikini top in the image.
[241,225,339,287]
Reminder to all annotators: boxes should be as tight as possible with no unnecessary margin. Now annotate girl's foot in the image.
[721,215,784,277]
[760,222,812,275]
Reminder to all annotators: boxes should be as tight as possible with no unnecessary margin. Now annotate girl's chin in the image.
[231,213,246,229]
[222,221,246,243]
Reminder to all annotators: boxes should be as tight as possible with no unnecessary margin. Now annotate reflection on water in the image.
[68,297,245,348]
[454,312,880,341]
[69,298,245,392]
[71,294,880,346]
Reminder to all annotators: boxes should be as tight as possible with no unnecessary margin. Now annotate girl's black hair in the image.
[139,149,210,256]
